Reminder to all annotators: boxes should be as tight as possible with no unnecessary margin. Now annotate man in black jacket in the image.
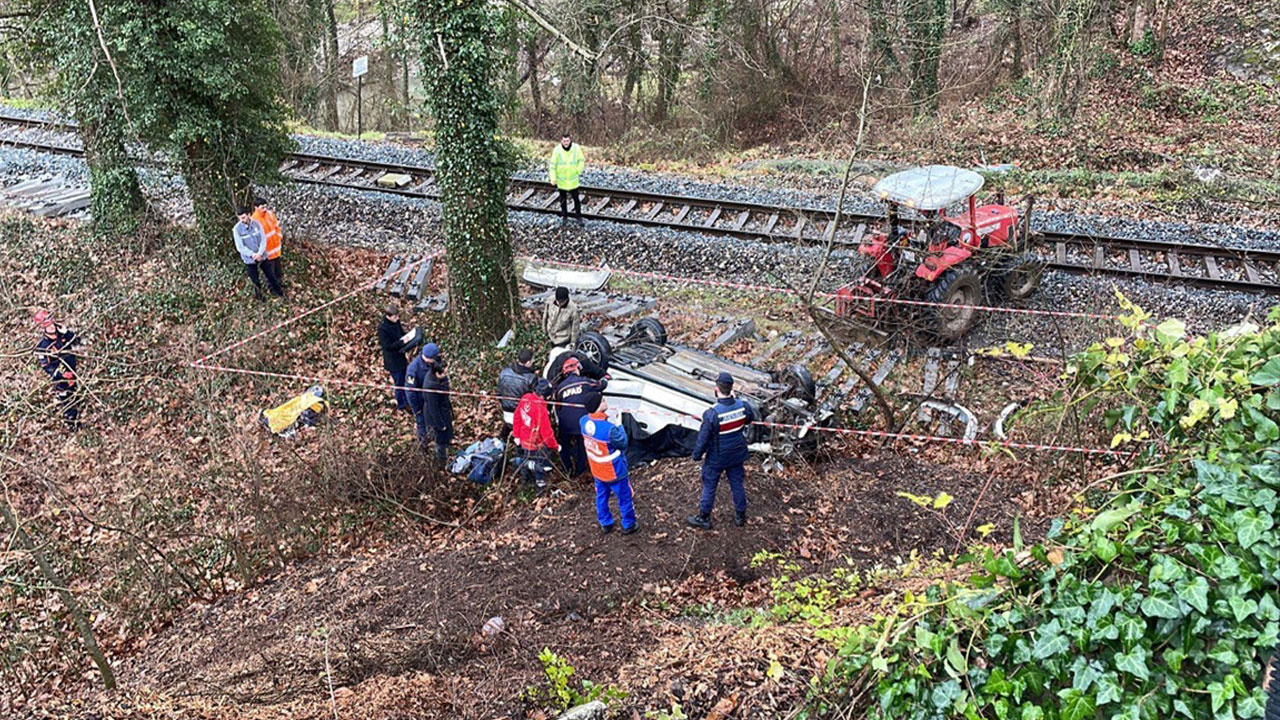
[497,348,539,435]
[377,304,413,412]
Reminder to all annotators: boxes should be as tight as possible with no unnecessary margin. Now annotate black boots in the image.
[685,512,746,529]
[685,513,712,530]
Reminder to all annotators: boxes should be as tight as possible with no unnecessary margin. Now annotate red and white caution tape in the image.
[193,252,441,366]
[192,362,1129,457]
[521,255,1120,321]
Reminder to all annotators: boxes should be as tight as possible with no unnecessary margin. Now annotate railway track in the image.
[2,110,1278,295]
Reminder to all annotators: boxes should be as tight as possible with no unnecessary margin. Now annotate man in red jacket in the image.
[513,378,560,495]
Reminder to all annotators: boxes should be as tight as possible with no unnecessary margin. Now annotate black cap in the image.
[555,287,569,303]
[583,392,603,413]
[716,372,734,385]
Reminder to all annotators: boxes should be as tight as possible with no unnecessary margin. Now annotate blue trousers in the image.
[389,369,409,411]
[700,463,747,515]
[595,477,636,529]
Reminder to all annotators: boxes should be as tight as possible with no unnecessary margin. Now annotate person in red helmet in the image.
[33,309,81,430]
[553,355,607,478]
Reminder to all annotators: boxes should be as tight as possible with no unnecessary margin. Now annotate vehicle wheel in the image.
[775,364,817,408]
[924,268,981,341]
[627,317,667,346]
[990,255,1044,300]
[575,331,612,367]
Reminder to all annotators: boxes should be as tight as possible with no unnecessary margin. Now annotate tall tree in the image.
[904,0,947,113]
[121,0,294,251]
[409,0,518,346]
[24,0,145,242]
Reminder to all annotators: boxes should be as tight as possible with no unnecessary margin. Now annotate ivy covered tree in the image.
[409,0,519,346]
[23,0,145,242]
[123,0,294,251]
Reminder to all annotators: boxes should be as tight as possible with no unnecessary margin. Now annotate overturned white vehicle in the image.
[547,319,829,459]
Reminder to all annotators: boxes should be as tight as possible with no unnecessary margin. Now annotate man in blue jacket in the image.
[406,342,453,469]
[580,393,637,535]
[686,372,756,530]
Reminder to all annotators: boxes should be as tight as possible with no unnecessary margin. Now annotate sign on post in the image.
[352,55,369,78]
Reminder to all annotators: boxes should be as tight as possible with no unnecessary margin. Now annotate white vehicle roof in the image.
[873,165,985,211]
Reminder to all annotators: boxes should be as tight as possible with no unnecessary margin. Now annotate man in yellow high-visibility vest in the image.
[547,132,586,225]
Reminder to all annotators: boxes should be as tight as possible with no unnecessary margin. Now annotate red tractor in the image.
[835,165,1043,340]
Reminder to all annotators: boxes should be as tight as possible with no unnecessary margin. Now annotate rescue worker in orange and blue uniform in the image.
[686,372,756,530]
[580,393,637,535]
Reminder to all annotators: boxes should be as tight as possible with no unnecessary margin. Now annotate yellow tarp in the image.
[261,387,327,435]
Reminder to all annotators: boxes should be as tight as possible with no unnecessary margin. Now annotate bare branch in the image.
[504,0,597,62]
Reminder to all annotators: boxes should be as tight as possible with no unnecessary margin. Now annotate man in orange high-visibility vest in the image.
[253,197,285,294]
[580,393,637,535]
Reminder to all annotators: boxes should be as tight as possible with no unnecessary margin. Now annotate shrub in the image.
[807,301,1280,719]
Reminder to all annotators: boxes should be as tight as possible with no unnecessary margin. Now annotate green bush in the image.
[522,648,627,712]
[807,301,1280,719]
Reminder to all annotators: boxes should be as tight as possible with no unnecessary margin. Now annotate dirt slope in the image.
[109,446,1055,718]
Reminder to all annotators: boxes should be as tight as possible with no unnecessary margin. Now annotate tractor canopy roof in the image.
[873,165,985,211]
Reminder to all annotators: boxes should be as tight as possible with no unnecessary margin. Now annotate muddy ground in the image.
[108,441,1065,718]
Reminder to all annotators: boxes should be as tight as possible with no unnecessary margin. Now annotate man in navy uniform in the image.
[553,356,606,479]
[406,342,453,469]
[686,372,755,530]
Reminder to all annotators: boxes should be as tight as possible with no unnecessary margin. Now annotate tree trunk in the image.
[906,0,947,114]
[410,0,518,346]
[382,6,395,128]
[652,7,686,125]
[0,501,116,690]
[1007,0,1024,79]
[525,38,544,129]
[182,140,249,258]
[867,0,898,71]
[80,98,144,243]
[324,0,341,131]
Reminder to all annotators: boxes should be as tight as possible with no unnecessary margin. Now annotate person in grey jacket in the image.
[233,206,283,300]
[497,348,540,436]
[543,287,581,346]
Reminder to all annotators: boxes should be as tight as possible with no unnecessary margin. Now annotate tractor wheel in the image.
[924,269,981,341]
[990,255,1044,300]
[575,331,612,368]
[627,317,668,346]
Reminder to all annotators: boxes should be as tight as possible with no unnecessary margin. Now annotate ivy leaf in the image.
[1172,699,1195,718]
[1248,408,1280,442]
[1237,690,1267,719]
[1057,688,1096,720]
[945,638,967,677]
[1114,646,1150,681]
[1228,595,1259,623]
[1250,357,1280,386]
[1115,613,1146,642]
[1031,620,1069,659]
[1095,672,1123,705]
[1154,318,1186,345]
[1092,503,1137,533]
[1232,508,1273,549]
[1174,575,1210,614]
[1020,706,1045,720]
[1140,592,1184,620]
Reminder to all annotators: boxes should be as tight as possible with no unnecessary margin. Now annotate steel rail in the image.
[1,111,1277,294]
